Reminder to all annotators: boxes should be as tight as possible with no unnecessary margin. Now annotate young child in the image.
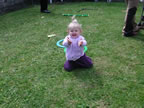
[63,16,93,71]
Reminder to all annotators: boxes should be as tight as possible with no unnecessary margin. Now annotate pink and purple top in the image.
[63,35,87,61]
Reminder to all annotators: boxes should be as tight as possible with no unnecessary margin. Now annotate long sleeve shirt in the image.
[63,35,87,61]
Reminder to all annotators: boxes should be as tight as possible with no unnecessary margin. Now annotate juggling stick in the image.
[62,14,89,17]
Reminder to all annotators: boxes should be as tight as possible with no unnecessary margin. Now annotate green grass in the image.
[0,2,144,108]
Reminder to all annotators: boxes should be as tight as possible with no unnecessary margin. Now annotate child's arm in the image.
[78,37,87,46]
[63,36,72,47]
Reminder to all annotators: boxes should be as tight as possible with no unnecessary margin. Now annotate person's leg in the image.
[64,60,76,71]
[40,0,47,11]
[123,0,139,36]
[40,0,50,13]
[129,0,139,31]
[124,7,137,36]
[75,54,93,68]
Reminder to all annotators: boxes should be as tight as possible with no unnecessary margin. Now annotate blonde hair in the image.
[68,16,82,30]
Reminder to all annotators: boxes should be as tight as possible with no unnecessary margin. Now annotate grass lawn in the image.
[0,2,144,108]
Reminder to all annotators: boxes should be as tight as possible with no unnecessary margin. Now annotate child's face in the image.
[68,28,81,37]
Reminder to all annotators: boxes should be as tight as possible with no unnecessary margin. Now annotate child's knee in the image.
[64,66,72,72]
[88,62,93,68]
[86,62,93,68]
[64,64,73,72]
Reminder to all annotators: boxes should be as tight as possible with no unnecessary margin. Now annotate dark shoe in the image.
[133,26,140,32]
[41,10,51,13]
[122,25,140,34]
[122,26,139,33]
[123,31,137,37]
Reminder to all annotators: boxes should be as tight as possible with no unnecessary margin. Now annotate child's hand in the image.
[78,40,83,46]
[67,37,72,45]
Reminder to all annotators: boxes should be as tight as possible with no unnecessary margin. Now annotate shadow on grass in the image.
[131,31,144,42]
[72,67,104,88]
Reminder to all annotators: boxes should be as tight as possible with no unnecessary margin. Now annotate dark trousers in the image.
[40,0,48,11]
[124,7,137,32]
[64,54,93,71]
[123,0,139,35]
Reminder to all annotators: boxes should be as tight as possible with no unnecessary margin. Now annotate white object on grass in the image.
[48,34,56,37]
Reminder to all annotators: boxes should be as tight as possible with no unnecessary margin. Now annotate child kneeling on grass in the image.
[63,16,93,71]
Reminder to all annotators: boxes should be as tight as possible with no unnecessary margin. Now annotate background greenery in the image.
[0,2,144,108]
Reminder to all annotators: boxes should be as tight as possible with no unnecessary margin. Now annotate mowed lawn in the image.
[0,2,144,108]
